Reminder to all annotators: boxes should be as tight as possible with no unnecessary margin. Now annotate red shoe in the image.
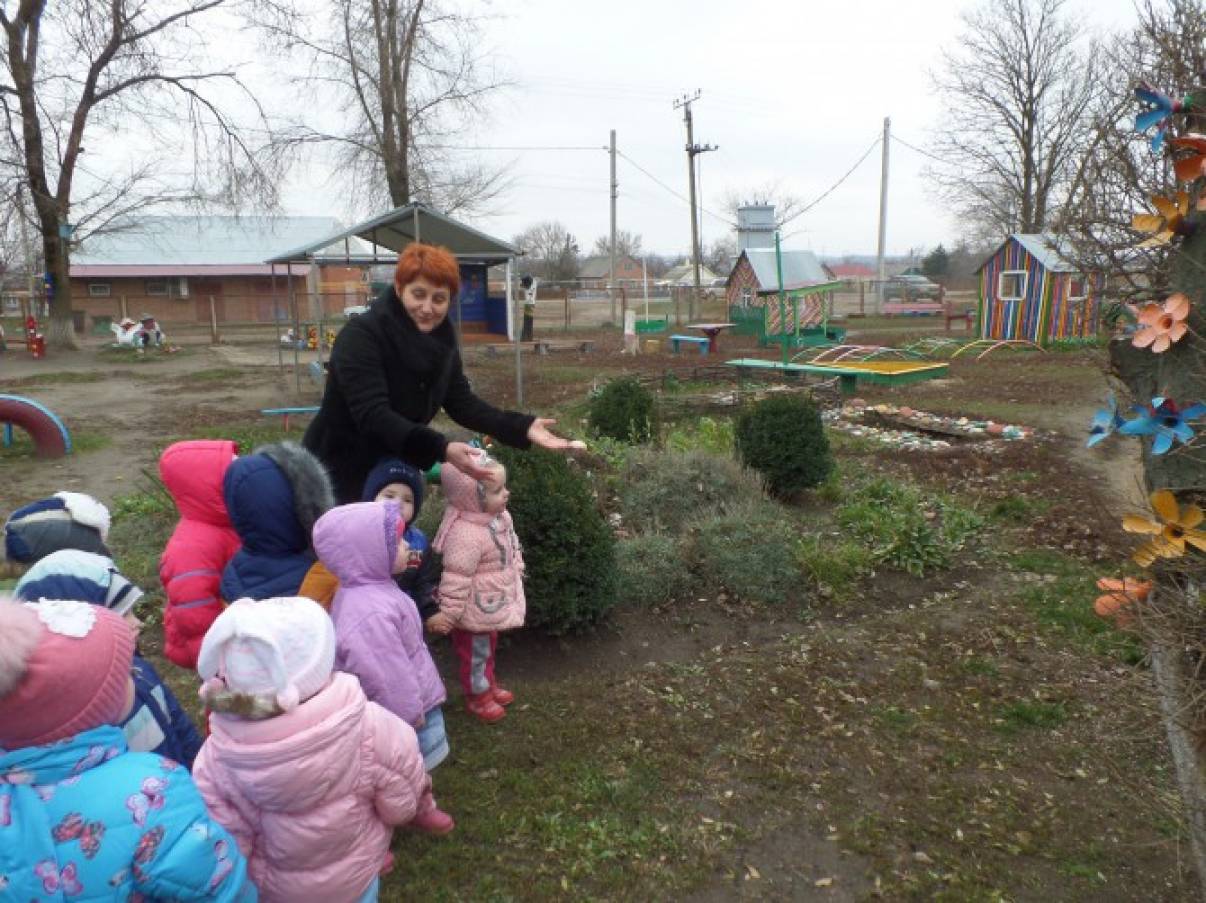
[408,806,455,835]
[491,684,515,706]
[466,691,506,723]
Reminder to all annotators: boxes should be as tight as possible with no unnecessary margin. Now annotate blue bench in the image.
[261,406,320,432]
[670,334,710,355]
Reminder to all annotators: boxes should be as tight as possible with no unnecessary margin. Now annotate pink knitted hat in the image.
[197,596,335,712]
[0,596,135,749]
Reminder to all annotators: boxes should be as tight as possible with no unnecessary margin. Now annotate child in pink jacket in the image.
[192,596,448,903]
[428,449,525,724]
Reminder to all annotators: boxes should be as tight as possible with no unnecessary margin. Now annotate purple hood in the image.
[312,501,401,587]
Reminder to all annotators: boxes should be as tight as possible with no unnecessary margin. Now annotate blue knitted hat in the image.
[361,458,425,517]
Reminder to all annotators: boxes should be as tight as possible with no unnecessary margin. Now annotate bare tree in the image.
[591,230,642,259]
[0,1,279,346]
[703,235,736,275]
[513,221,579,282]
[928,0,1103,240]
[720,181,804,228]
[252,0,509,217]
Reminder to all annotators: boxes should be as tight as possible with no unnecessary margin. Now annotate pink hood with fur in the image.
[192,672,430,903]
[433,458,526,633]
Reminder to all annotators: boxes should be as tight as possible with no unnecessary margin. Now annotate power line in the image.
[778,135,882,237]
[614,149,735,226]
[890,133,952,166]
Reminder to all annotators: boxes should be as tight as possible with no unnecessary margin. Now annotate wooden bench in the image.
[882,301,943,316]
[481,340,595,357]
[261,406,320,432]
[670,335,710,355]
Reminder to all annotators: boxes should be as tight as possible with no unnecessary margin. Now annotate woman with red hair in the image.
[304,242,571,502]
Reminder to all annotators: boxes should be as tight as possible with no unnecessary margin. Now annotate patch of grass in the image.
[988,495,1052,522]
[0,430,110,460]
[1006,548,1084,577]
[871,704,919,734]
[7,370,107,386]
[663,415,735,456]
[191,421,291,452]
[97,345,187,364]
[796,534,873,599]
[181,367,245,383]
[959,656,1001,678]
[996,700,1068,735]
[108,487,177,594]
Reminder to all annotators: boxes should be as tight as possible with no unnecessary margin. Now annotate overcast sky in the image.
[268,0,1141,259]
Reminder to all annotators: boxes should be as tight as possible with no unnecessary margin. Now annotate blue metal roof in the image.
[977,233,1079,274]
[742,248,831,291]
[74,216,352,266]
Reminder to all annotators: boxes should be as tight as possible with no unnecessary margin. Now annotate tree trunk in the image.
[41,227,78,350]
[1111,211,1206,897]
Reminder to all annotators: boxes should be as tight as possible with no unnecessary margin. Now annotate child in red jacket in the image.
[158,440,241,669]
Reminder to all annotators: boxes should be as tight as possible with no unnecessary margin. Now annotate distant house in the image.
[577,255,644,290]
[828,262,876,281]
[69,215,369,330]
[659,262,722,287]
[977,233,1102,344]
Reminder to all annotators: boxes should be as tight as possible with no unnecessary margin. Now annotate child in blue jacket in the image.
[15,549,203,769]
[0,596,256,901]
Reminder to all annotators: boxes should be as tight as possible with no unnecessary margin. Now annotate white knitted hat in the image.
[197,596,334,712]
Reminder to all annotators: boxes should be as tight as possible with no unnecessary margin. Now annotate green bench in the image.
[670,334,709,355]
[261,406,320,432]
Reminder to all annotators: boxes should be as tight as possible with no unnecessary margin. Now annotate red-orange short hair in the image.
[393,242,461,297]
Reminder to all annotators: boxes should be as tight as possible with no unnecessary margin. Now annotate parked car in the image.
[884,275,941,301]
[342,304,370,318]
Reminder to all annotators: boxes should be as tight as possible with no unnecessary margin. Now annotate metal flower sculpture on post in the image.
[1135,83,1192,151]
[1170,135,1206,182]
[1132,293,1191,352]
[1132,192,1193,246]
[1122,489,1206,567]
[1086,393,1125,447]
[1118,396,1206,454]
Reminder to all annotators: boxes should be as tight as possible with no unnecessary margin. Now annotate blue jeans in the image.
[355,876,380,902]
[416,705,449,770]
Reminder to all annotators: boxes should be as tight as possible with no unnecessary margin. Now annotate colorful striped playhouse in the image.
[976,234,1102,344]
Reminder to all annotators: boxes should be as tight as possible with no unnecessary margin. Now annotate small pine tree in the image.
[735,394,833,497]
[588,377,654,443]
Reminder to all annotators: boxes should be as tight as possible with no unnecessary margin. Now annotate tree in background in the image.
[590,230,643,260]
[720,181,803,227]
[704,236,737,276]
[0,0,278,346]
[921,244,950,281]
[254,0,509,215]
[928,0,1102,240]
[513,221,579,282]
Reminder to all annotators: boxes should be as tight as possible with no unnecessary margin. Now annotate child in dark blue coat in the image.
[362,458,440,623]
[14,548,204,769]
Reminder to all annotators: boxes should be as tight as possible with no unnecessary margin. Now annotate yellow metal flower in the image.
[1123,489,1206,566]
[1132,192,1192,247]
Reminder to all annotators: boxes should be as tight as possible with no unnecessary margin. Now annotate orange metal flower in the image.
[1132,192,1192,246]
[1123,489,1206,566]
[1170,135,1206,182]
[1132,293,1191,353]
[1093,577,1151,628]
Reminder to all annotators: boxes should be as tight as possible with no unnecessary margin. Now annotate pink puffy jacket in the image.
[433,458,526,633]
[192,672,432,903]
[159,440,241,668]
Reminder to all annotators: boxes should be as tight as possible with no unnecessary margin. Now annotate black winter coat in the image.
[303,288,535,503]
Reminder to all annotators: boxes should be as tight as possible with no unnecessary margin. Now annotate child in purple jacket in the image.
[313,502,452,779]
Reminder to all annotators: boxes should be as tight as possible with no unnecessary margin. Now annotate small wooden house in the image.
[726,248,842,345]
[977,234,1101,344]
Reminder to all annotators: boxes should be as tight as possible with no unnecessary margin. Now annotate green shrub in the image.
[735,394,833,497]
[618,448,766,534]
[493,446,618,634]
[588,377,655,443]
[796,535,874,597]
[664,416,735,456]
[615,533,694,608]
[686,499,802,605]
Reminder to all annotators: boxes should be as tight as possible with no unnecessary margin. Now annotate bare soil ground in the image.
[0,324,1192,900]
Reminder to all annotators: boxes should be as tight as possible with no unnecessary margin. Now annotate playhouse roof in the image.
[978,233,1080,274]
[740,248,831,291]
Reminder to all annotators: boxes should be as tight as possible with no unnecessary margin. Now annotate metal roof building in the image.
[737,248,833,292]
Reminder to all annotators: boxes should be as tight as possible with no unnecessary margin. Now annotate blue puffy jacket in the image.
[0,725,256,901]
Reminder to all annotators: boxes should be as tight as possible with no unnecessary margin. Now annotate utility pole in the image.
[876,116,890,315]
[609,129,618,324]
[674,91,716,322]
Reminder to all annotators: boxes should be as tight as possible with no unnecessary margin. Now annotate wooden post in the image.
[209,295,220,345]
[119,294,128,321]
[859,280,865,316]
[564,289,570,332]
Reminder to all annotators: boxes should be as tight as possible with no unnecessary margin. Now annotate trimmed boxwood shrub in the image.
[685,498,803,605]
[493,446,618,633]
[735,394,833,497]
[618,448,766,533]
[615,533,694,608]
[588,377,655,443]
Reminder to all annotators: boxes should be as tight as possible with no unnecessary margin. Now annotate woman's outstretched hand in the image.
[527,418,586,452]
[445,441,494,479]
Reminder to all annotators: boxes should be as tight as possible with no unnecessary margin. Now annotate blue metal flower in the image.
[1135,84,1190,152]
[1087,394,1124,447]
[1118,396,1206,454]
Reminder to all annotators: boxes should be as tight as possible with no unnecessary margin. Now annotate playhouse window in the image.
[88,282,111,297]
[1067,274,1088,300]
[740,287,752,308]
[998,270,1027,300]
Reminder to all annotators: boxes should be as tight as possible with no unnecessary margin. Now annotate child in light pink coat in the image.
[428,449,525,723]
[192,596,450,903]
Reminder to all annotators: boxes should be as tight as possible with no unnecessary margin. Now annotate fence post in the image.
[564,289,570,332]
[859,280,865,316]
[209,295,220,345]
[119,294,128,322]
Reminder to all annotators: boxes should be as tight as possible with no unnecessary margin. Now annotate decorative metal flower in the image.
[1093,576,1150,628]
[1118,396,1206,454]
[1132,293,1191,353]
[1170,135,1206,182]
[1133,192,1192,246]
[1123,489,1206,567]
[1135,83,1191,152]
[1086,393,1124,447]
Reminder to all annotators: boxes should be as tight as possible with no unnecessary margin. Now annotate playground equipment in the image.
[725,357,950,395]
[949,338,1046,361]
[0,395,72,458]
[110,315,167,350]
[3,315,46,357]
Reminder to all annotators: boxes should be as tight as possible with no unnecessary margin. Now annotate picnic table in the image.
[685,322,736,353]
